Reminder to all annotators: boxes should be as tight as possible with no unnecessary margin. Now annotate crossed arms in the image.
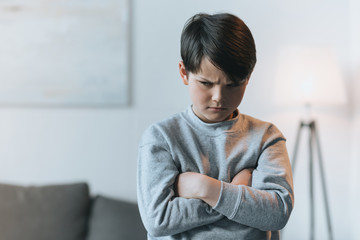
[175,169,253,207]
[137,140,294,237]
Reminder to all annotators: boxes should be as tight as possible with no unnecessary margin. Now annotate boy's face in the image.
[179,58,249,123]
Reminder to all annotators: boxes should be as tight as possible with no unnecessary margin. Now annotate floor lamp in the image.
[292,119,333,240]
[274,46,347,240]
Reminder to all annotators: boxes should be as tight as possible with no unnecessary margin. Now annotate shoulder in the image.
[139,112,186,147]
[240,114,286,141]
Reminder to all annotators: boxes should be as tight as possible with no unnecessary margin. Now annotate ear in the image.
[179,61,189,85]
[245,78,250,86]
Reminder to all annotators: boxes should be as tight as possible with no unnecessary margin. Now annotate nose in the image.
[212,86,224,103]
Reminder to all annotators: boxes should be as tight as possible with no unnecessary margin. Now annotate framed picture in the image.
[0,0,130,107]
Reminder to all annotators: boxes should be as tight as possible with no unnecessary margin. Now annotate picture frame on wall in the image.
[0,0,130,107]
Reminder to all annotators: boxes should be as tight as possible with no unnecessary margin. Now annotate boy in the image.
[137,13,294,240]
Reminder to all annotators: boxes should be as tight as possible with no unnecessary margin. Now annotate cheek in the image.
[189,86,208,102]
[229,89,246,105]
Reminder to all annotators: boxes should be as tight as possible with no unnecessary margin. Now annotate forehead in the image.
[196,58,227,80]
[193,57,245,84]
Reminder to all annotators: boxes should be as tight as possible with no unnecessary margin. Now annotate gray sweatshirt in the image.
[137,106,294,240]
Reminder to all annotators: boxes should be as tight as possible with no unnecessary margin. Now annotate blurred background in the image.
[0,0,359,239]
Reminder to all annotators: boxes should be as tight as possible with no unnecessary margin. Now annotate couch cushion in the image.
[86,195,147,240]
[0,182,90,240]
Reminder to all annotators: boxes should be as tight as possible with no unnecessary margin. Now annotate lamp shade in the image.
[274,46,347,107]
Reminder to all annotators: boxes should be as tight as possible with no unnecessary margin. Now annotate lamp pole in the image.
[292,120,334,240]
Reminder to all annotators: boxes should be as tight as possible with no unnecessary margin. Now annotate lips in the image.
[208,107,226,111]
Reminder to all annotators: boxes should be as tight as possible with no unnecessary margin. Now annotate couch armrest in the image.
[86,195,147,240]
[0,182,90,240]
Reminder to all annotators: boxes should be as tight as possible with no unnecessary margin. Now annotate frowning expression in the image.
[179,58,249,123]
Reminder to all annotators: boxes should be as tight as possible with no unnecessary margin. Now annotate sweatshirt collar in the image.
[181,105,243,136]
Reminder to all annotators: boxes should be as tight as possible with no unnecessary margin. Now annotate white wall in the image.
[349,0,360,239]
[0,0,358,239]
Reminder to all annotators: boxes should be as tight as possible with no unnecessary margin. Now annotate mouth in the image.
[208,107,227,112]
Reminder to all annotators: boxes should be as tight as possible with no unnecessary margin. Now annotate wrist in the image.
[198,175,221,207]
[197,174,211,199]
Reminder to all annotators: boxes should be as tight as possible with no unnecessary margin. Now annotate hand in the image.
[175,172,203,199]
[231,168,254,186]
[175,172,221,207]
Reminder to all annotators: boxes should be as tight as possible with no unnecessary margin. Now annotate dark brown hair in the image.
[180,13,256,82]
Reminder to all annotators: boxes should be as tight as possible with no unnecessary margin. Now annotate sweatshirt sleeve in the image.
[213,125,294,231]
[137,127,223,237]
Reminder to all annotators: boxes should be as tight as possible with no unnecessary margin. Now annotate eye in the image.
[226,82,240,88]
[200,81,212,87]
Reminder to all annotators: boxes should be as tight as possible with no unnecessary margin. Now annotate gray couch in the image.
[0,182,147,240]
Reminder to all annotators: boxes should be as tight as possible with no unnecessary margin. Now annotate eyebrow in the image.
[195,76,236,85]
[196,76,213,82]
